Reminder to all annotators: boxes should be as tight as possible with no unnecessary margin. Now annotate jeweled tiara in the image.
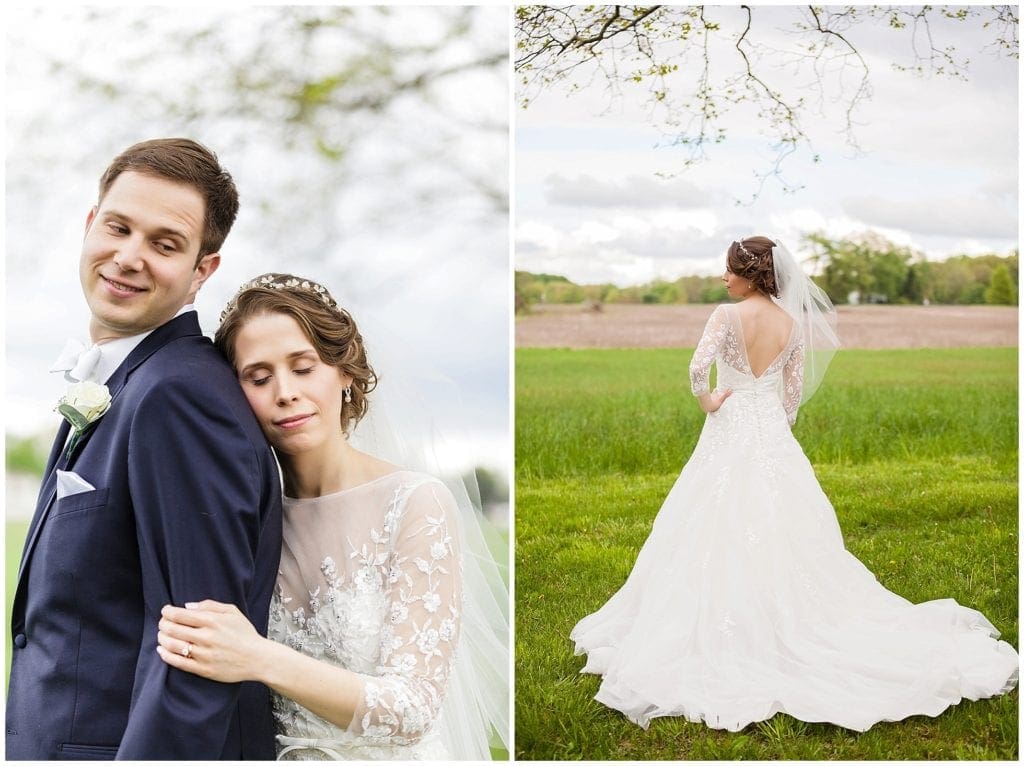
[220,273,337,322]
[736,240,771,262]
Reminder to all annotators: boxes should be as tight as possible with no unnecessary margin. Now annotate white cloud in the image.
[545,173,716,209]
[842,194,1017,240]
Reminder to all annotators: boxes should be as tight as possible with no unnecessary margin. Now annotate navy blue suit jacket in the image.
[7,312,282,760]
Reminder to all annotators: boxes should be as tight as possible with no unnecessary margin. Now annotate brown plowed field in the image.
[516,304,1018,349]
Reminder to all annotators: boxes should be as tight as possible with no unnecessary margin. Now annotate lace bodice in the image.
[268,471,462,760]
[689,304,805,425]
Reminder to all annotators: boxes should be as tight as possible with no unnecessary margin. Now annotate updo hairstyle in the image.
[727,236,779,298]
[216,273,378,434]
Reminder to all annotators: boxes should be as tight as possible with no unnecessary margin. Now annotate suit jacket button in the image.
[13,633,26,648]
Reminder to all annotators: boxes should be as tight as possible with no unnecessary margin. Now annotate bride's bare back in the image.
[734,297,795,377]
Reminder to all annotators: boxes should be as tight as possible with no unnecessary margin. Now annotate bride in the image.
[570,237,1018,732]
[156,273,509,759]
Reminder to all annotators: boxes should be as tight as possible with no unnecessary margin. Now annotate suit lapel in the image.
[15,312,205,588]
[59,413,104,467]
[17,419,70,581]
[36,418,70,501]
[104,311,204,398]
[57,311,204,467]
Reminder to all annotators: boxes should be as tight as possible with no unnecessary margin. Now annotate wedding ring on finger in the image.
[181,642,192,659]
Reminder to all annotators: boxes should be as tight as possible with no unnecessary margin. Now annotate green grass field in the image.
[515,347,1018,760]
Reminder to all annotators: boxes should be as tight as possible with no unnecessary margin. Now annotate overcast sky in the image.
[4,5,509,477]
[516,5,1018,286]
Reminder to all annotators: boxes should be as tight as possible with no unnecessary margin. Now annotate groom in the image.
[6,139,282,759]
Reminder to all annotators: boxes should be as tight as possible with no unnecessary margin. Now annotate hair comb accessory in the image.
[736,240,761,261]
[220,273,337,322]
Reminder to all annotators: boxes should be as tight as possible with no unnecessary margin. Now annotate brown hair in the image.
[727,236,779,297]
[98,138,239,261]
[215,274,378,433]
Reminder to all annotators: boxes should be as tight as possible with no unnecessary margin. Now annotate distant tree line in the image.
[516,233,1018,311]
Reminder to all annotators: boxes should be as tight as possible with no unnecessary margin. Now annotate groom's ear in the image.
[84,206,98,235]
[187,252,221,300]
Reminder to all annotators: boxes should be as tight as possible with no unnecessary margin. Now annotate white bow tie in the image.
[50,339,102,383]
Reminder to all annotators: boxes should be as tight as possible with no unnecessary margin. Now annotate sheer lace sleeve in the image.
[345,480,462,745]
[690,305,729,395]
[782,335,805,426]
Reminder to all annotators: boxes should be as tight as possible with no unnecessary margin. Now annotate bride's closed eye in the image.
[245,366,314,386]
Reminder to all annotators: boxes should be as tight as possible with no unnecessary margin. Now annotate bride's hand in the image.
[156,600,268,684]
[701,389,733,413]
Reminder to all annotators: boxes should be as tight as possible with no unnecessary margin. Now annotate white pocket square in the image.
[56,470,96,500]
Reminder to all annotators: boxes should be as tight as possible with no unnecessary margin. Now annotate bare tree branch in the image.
[516,4,1018,199]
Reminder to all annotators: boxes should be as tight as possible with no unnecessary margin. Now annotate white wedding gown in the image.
[268,471,461,759]
[571,304,1019,732]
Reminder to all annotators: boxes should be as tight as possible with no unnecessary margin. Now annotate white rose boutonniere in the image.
[56,380,112,455]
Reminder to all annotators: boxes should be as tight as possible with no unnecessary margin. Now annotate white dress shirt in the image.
[66,304,196,384]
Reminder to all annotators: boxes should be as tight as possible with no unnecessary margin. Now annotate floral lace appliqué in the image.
[268,474,463,759]
[690,306,741,394]
[690,304,805,426]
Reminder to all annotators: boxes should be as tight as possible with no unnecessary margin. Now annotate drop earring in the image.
[344,386,352,403]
